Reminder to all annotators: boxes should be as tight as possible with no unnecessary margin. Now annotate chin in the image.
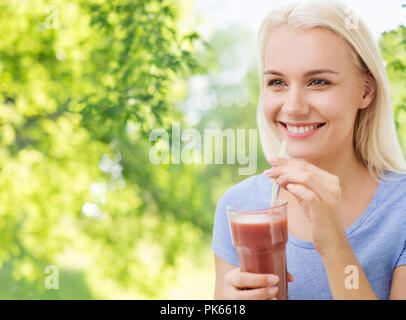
[285,145,322,160]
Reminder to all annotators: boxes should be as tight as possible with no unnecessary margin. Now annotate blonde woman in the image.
[212,0,406,299]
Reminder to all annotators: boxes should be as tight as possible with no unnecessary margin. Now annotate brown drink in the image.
[227,200,288,300]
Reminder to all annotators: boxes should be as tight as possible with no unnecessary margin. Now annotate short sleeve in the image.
[211,192,239,266]
[395,239,406,267]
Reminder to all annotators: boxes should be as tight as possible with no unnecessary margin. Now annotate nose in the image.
[282,85,310,116]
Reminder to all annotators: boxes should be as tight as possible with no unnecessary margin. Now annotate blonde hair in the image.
[256,0,406,180]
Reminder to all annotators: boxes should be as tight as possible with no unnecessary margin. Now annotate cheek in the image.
[309,93,340,118]
[262,100,273,121]
[308,92,357,135]
[262,91,280,122]
[308,91,348,120]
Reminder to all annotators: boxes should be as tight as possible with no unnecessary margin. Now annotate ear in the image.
[358,72,376,110]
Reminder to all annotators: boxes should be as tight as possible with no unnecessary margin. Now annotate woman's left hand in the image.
[264,157,349,257]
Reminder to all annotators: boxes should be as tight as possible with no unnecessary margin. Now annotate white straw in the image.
[270,140,286,207]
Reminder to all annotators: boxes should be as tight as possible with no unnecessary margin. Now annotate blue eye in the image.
[266,79,331,87]
[310,79,330,86]
[267,79,285,87]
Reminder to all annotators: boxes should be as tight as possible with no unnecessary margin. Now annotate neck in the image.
[302,146,370,201]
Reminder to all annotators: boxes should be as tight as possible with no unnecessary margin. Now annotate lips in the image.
[278,121,326,128]
[278,121,326,138]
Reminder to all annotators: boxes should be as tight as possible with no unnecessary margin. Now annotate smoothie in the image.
[229,207,288,300]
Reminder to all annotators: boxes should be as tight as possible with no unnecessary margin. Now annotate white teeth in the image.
[286,125,318,134]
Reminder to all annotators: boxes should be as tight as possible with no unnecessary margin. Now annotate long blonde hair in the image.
[256,0,406,180]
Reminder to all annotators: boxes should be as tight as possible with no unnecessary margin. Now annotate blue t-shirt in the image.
[211,171,406,300]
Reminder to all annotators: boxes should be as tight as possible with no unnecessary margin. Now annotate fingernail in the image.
[263,168,274,175]
[268,287,279,296]
[268,275,279,285]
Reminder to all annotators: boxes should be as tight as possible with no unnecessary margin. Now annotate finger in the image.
[285,183,319,222]
[231,286,279,300]
[264,159,304,178]
[263,165,284,177]
[276,171,315,192]
[266,158,339,192]
[267,157,289,166]
[269,157,323,177]
[275,170,338,204]
[230,270,279,289]
[286,183,318,201]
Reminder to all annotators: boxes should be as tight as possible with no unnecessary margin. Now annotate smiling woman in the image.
[256,0,406,179]
[212,0,406,300]
[262,24,371,158]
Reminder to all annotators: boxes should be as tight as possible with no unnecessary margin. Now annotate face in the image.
[263,24,374,161]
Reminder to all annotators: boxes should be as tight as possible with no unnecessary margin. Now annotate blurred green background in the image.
[1,0,406,299]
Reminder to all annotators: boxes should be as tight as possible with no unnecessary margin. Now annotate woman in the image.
[212,0,406,299]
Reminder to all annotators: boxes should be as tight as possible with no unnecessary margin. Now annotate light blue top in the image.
[211,171,406,300]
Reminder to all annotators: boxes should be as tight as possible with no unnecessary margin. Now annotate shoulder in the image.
[375,171,406,221]
[217,173,271,208]
[379,171,406,199]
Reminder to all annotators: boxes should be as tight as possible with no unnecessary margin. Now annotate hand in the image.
[223,267,294,300]
[264,158,348,256]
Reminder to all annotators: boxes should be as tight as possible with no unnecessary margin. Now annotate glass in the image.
[227,199,288,300]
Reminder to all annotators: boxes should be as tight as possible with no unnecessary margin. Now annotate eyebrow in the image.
[263,69,339,76]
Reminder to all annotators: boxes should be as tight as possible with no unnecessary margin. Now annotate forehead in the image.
[265,24,353,73]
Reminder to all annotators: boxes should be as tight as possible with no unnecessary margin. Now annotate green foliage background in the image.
[0,0,405,299]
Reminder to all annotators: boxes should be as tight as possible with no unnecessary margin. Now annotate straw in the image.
[270,140,286,208]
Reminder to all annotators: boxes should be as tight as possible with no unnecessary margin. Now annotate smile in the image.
[278,121,326,138]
